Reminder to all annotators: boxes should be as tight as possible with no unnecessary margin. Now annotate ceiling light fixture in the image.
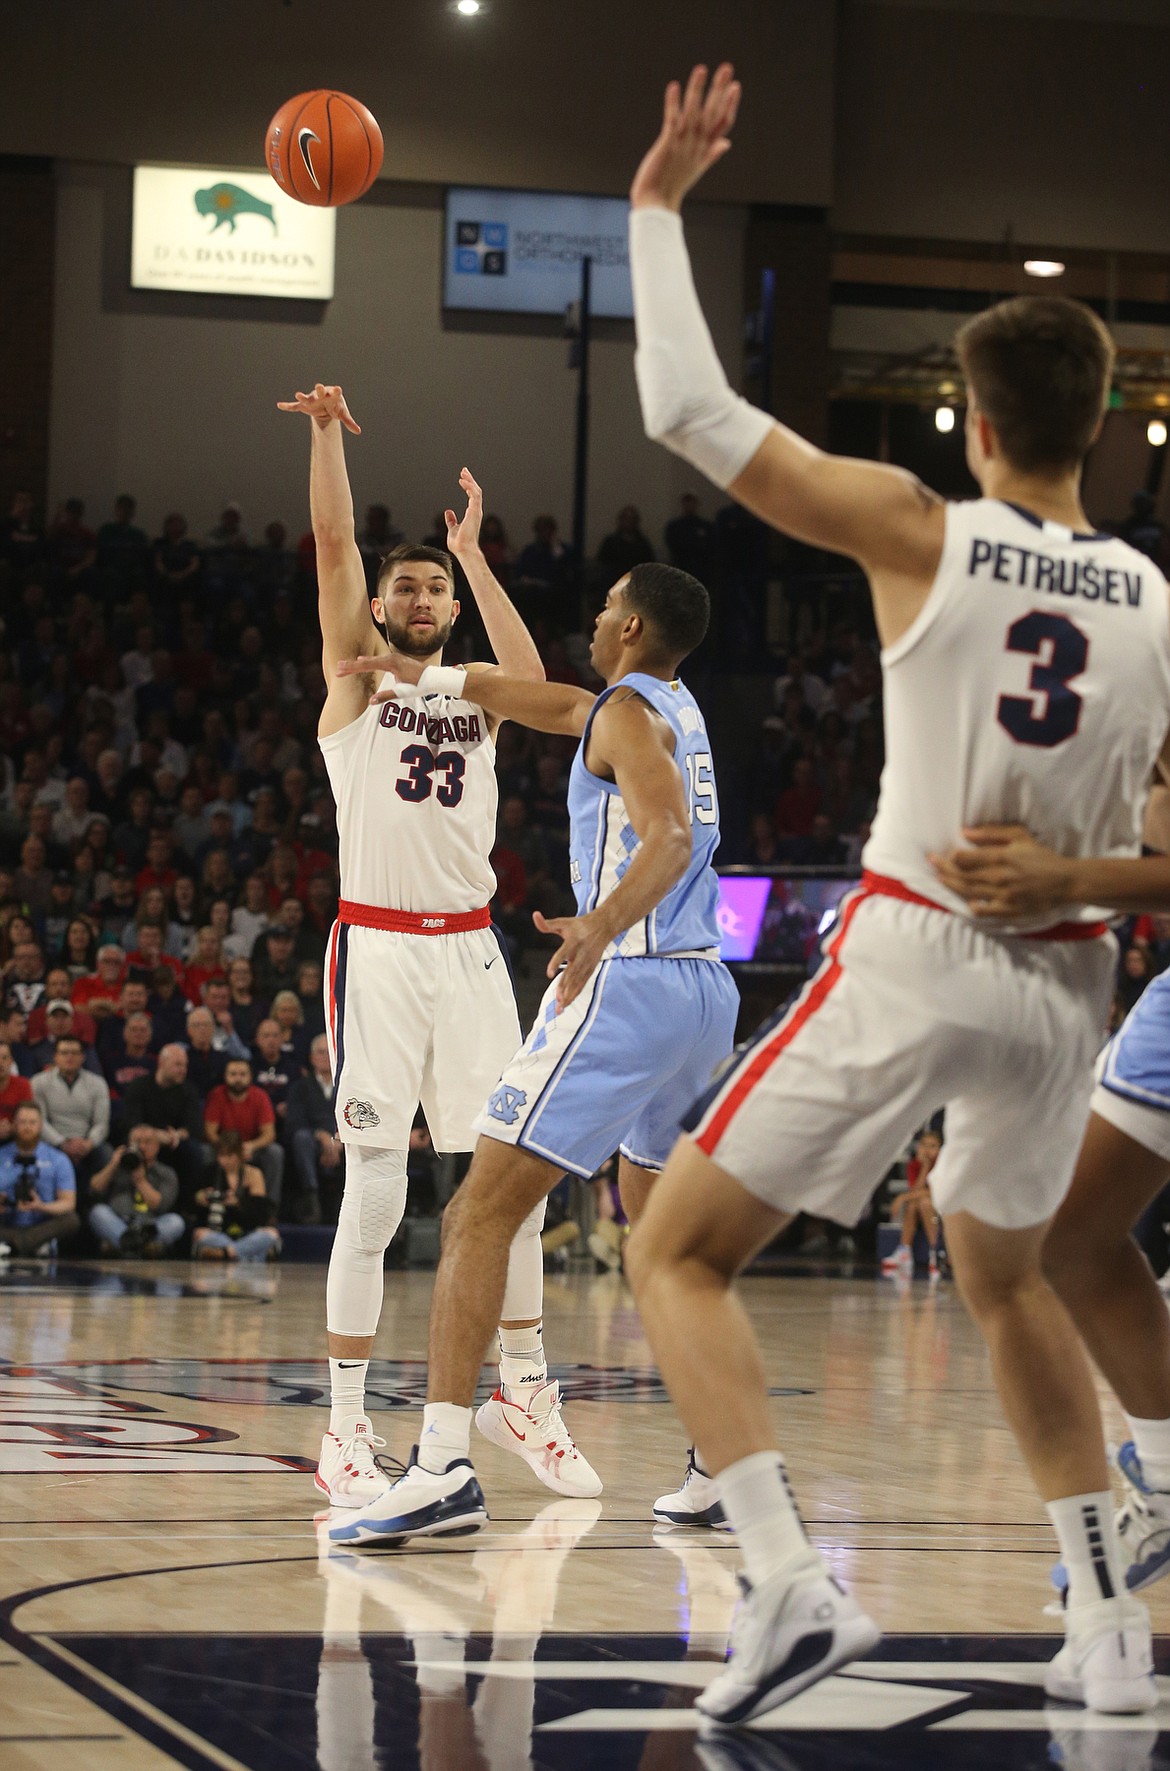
[1149,419,1169,448]
[934,406,956,434]
[456,0,481,13]
[1024,259,1065,278]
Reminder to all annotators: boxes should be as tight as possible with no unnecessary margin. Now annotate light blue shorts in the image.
[473,956,739,1178]
[1093,970,1170,1161]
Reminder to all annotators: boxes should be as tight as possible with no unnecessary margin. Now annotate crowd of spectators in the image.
[0,479,1158,1262]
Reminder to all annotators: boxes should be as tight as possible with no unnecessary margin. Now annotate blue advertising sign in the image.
[444,186,633,318]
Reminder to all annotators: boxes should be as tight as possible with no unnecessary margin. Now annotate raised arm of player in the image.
[629,65,946,649]
[533,693,693,1010]
[334,657,595,738]
[445,468,544,681]
[277,383,386,736]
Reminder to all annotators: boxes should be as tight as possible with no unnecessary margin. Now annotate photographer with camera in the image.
[87,1124,185,1258]
[192,1130,280,1264]
[0,1101,80,1260]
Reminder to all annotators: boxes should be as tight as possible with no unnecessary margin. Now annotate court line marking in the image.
[33,1641,248,1771]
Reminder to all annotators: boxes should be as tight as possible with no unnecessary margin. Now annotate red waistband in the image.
[338,900,492,935]
[860,871,1108,943]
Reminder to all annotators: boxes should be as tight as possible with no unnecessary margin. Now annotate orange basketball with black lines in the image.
[265,90,383,207]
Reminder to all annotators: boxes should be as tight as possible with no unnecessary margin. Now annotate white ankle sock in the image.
[498,1323,547,1403]
[419,1402,472,1473]
[716,1451,824,1588]
[1126,1415,1170,1491]
[329,1357,369,1437]
[1047,1491,1128,1611]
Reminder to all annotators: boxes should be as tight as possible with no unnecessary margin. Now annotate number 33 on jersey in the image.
[320,692,498,914]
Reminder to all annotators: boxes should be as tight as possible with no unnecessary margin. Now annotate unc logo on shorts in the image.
[343,1098,381,1130]
[486,1084,527,1126]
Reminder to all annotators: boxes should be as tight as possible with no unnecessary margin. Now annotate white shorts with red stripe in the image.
[685,878,1116,1231]
[324,909,521,1153]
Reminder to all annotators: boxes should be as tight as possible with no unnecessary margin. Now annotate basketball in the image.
[265,90,383,207]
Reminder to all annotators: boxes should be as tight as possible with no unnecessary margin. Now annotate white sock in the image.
[329,1357,369,1437]
[717,1451,824,1588]
[1047,1492,1128,1612]
[1126,1414,1170,1491]
[498,1323,547,1403]
[419,1401,472,1474]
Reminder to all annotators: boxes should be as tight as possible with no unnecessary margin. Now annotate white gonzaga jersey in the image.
[320,694,498,912]
[864,498,1170,931]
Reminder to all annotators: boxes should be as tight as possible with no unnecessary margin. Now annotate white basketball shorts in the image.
[324,918,521,1152]
[685,878,1116,1231]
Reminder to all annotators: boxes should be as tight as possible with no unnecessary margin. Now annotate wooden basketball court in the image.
[2,1258,1168,1769]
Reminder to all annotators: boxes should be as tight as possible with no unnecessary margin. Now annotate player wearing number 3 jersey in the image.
[619,63,1170,1725]
[278,382,599,1514]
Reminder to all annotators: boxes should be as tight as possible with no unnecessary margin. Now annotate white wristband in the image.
[630,206,772,489]
[416,665,468,700]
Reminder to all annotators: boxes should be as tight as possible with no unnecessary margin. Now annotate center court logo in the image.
[455,219,508,275]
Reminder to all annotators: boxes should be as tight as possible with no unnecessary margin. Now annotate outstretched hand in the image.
[630,62,742,212]
[445,468,483,558]
[335,654,424,707]
[532,909,610,1014]
[928,824,1076,920]
[276,382,361,434]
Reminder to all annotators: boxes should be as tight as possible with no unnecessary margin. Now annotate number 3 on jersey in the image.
[395,745,467,807]
[997,611,1089,748]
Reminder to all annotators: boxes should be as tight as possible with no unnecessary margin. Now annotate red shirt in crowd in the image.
[0,1073,33,1123]
[184,963,226,1006]
[127,950,185,986]
[27,1001,97,1044]
[203,1084,274,1142]
[490,847,527,912]
[73,969,128,1012]
[134,863,179,897]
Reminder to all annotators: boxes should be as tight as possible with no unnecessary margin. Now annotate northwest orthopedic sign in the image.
[131,166,336,299]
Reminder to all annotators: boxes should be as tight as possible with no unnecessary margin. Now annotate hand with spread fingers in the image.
[630,61,742,213]
[532,909,611,1014]
[276,382,361,434]
[445,467,484,558]
[928,824,1077,920]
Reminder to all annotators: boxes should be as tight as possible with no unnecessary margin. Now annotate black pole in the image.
[571,254,592,629]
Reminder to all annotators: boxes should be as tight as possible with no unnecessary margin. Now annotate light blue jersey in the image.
[567,672,721,958]
[1099,969,1170,1111]
[473,670,739,1177]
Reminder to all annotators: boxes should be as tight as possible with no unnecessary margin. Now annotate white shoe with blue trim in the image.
[653,1448,733,1529]
[327,1446,487,1547]
[1115,1441,1170,1593]
[696,1568,880,1725]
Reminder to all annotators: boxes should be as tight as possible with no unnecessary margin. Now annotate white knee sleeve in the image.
[326,1146,408,1337]
[501,1197,547,1323]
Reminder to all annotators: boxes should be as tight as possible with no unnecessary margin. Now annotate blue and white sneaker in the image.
[328,1445,487,1547]
[1115,1440,1170,1593]
[653,1448,733,1530]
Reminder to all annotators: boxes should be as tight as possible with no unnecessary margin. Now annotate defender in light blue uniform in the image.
[477,671,739,1177]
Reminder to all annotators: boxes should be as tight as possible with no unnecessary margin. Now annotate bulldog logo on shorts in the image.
[343,1098,381,1130]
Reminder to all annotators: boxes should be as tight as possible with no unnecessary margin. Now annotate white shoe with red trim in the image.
[315,1416,391,1508]
[475,1380,603,1498]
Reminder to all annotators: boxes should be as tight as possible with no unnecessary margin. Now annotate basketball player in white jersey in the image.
[277,384,600,1508]
[621,66,1170,1722]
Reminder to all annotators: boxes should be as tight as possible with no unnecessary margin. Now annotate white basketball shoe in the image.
[1044,1596,1157,1714]
[475,1380,603,1498]
[315,1416,391,1509]
[654,1448,733,1530]
[696,1568,880,1726]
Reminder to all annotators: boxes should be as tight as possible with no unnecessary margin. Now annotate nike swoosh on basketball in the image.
[298,127,322,190]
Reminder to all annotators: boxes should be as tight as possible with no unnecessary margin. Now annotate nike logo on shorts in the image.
[484,957,498,970]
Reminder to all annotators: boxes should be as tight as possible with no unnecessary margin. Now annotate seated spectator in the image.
[52,777,93,851]
[184,925,227,1005]
[172,783,211,864]
[295,960,325,1039]
[94,872,138,948]
[303,873,337,948]
[170,875,200,959]
[28,998,104,1076]
[152,512,200,594]
[126,924,184,987]
[516,515,576,598]
[1119,944,1153,1016]
[182,1006,229,1099]
[28,966,97,1045]
[742,811,783,867]
[0,1101,80,1259]
[270,989,311,1070]
[664,492,715,583]
[285,1032,340,1224]
[204,1057,283,1208]
[147,963,188,1046]
[96,493,149,585]
[598,504,656,579]
[41,871,79,954]
[0,1039,33,1142]
[192,1131,280,1263]
[788,813,847,867]
[101,1009,156,1102]
[225,958,266,1047]
[87,1125,185,1257]
[73,943,129,1018]
[251,1017,296,1128]
[1,1009,34,1077]
[31,1034,112,1188]
[252,923,300,1002]
[5,938,47,1016]
[227,874,270,961]
[774,758,822,838]
[135,830,179,899]
[882,1130,944,1279]
[121,1044,208,1199]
